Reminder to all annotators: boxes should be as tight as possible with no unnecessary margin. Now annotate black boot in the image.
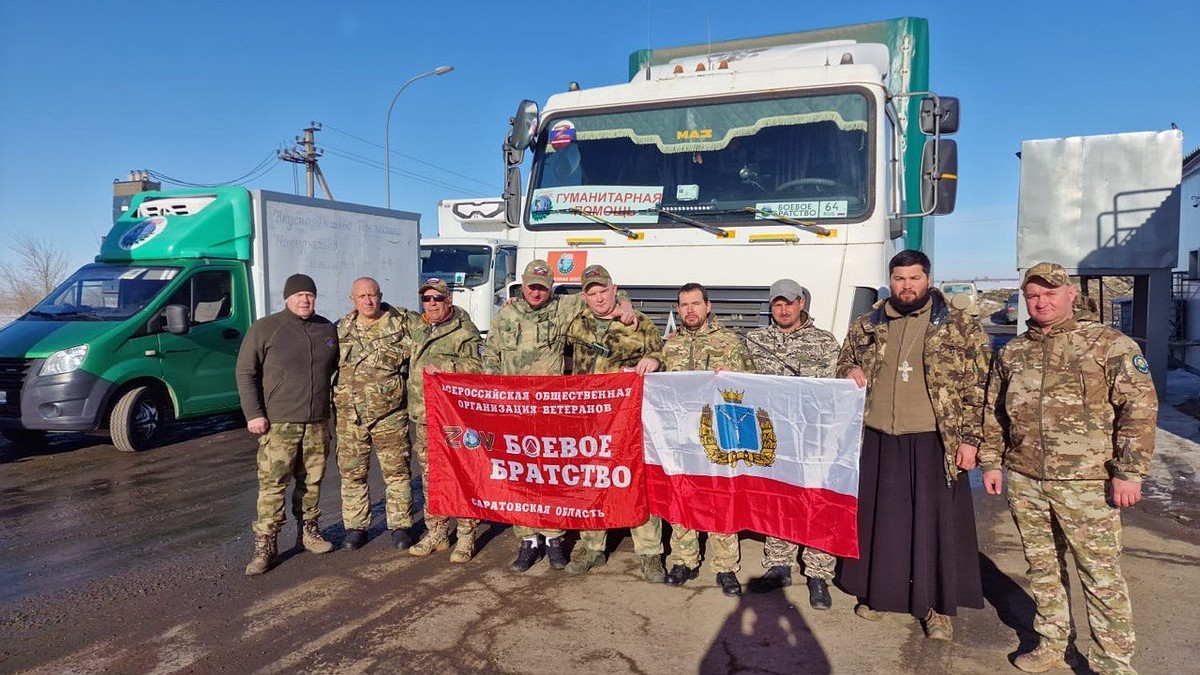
[341,529,367,550]
[665,564,700,587]
[510,538,543,573]
[716,572,743,597]
[748,565,792,593]
[807,578,832,610]
[545,537,569,570]
[391,527,413,551]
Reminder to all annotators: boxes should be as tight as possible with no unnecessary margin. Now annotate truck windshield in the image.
[526,90,871,228]
[27,264,179,321]
[420,245,491,289]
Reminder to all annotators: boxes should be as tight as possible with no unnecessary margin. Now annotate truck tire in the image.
[110,386,163,453]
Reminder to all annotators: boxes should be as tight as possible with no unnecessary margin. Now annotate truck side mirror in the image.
[508,100,540,152]
[919,96,959,135]
[164,304,191,335]
[920,139,958,215]
[504,164,523,227]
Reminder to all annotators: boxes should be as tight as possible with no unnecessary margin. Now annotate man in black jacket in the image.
[236,273,339,575]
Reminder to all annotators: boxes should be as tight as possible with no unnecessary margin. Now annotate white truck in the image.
[420,198,518,336]
[500,17,959,339]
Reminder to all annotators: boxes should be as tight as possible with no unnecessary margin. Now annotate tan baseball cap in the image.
[522,260,553,288]
[419,278,450,296]
[581,264,612,289]
[1021,262,1072,289]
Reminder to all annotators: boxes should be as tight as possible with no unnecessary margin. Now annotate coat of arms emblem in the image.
[699,389,776,467]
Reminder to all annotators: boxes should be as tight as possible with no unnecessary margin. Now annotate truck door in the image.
[157,269,242,415]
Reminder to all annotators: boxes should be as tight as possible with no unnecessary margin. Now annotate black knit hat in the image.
[283,273,317,299]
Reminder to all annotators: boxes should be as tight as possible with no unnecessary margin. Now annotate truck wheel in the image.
[111,386,162,452]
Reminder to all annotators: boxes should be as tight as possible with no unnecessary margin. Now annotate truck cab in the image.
[420,198,518,335]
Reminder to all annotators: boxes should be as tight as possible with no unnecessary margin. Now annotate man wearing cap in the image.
[743,278,841,609]
[562,264,667,582]
[980,262,1156,674]
[661,282,754,597]
[482,260,637,573]
[237,273,339,575]
[406,278,485,563]
[836,249,986,641]
[333,277,419,552]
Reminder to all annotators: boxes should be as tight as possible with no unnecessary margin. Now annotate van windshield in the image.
[27,264,180,321]
[420,245,491,289]
[526,90,872,227]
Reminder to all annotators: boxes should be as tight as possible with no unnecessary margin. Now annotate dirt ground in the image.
[1,415,1197,674]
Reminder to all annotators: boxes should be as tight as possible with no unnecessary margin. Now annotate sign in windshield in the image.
[528,91,871,227]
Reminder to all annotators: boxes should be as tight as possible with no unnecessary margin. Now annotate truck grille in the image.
[0,357,32,418]
[555,285,772,337]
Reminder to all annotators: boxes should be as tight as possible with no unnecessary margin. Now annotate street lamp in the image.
[385,65,454,208]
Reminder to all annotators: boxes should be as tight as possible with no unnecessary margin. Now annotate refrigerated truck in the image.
[420,198,518,336]
[501,17,959,338]
[0,187,420,451]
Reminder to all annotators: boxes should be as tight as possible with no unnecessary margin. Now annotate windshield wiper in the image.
[742,206,831,237]
[564,207,644,240]
[51,310,105,321]
[636,206,731,238]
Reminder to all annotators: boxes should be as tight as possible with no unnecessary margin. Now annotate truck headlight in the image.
[41,345,89,376]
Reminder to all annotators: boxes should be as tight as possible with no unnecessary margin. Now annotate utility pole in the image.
[278,122,334,199]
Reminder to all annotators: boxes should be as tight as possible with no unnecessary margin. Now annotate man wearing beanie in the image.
[237,272,339,575]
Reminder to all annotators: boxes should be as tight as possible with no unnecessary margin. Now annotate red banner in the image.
[425,372,647,530]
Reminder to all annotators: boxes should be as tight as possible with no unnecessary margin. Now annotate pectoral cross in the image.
[898,360,914,382]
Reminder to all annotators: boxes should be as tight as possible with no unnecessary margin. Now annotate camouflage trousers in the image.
[252,422,330,536]
[412,416,479,536]
[667,524,739,573]
[335,408,412,531]
[1008,472,1135,674]
[576,515,663,556]
[513,525,566,541]
[762,536,836,581]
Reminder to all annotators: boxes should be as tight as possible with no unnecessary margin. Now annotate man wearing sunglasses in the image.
[406,278,485,563]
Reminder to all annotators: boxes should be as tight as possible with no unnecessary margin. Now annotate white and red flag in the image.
[641,372,865,558]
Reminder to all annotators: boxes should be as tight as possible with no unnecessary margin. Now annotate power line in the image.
[321,144,477,194]
[146,150,280,188]
[321,122,494,190]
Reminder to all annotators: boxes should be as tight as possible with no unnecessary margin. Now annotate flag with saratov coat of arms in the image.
[641,371,866,558]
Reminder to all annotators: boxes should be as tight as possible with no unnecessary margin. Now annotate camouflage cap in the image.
[419,278,450,296]
[581,264,612,289]
[1022,262,1072,289]
[522,259,554,288]
[769,278,807,302]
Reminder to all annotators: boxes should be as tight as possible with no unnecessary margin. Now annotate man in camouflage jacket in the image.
[661,282,754,596]
[744,279,841,609]
[562,264,667,583]
[482,260,637,573]
[333,277,418,552]
[405,278,484,563]
[981,262,1157,675]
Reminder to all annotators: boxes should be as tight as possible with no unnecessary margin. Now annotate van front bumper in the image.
[0,360,114,432]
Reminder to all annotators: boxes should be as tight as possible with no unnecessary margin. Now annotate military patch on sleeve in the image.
[1132,354,1150,374]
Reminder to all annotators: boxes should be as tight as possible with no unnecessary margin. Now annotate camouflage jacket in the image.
[837,290,990,480]
[482,294,588,375]
[663,317,752,373]
[979,312,1158,481]
[407,306,483,420]
[744,314,838,378]
[566,310,663,374]
[332,303,415,427]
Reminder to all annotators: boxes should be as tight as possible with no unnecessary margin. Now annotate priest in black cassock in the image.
[834,249,986,641]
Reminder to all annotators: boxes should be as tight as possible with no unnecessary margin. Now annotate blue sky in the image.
[1,1,1195,281]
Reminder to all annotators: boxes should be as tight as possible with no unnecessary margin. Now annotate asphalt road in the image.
[1,409,1197,674]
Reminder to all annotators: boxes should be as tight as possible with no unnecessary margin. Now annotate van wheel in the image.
[111,386,162,452]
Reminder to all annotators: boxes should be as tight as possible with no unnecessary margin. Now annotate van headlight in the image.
[41,345,89,376]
